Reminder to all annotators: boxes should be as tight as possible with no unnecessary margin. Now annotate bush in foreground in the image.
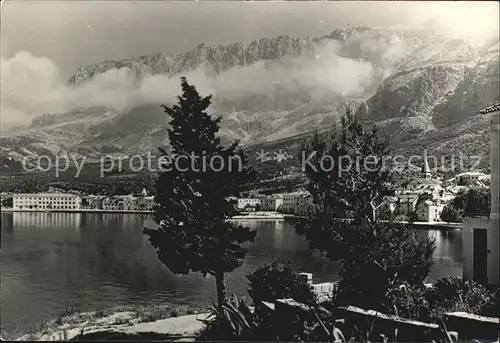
[426,277,497,320]
[247,262,317,307]
[384,277,497,322]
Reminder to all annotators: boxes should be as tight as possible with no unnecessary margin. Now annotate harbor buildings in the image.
[261,194,284,211]
[237,198,262,210]
[12,193,82,211]
[10,188,155,212]
[101,194,155,211]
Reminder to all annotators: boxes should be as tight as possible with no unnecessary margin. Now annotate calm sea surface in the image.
[1,212,463,337]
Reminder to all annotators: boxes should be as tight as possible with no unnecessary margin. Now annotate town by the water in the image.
[1,2,499,342]
[0,168,493,222]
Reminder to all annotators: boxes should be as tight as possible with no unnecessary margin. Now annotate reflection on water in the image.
[1,213,462,337]
[13,212,82,230]
[415,229,463,273]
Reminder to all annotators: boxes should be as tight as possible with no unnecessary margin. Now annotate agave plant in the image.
[198,294,265,341]
[305,311,348,342]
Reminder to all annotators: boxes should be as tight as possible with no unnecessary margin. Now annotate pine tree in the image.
[297,106,435,310]
[301,106,394,222]
[144,77,256,307]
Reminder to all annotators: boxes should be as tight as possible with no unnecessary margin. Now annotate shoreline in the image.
[1,208,154,214]
[2,209,463,228]
[2,208,298,219]
[8,303,209,341]
[229,213,297,220]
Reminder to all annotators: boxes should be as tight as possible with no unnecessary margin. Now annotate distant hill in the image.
[1,24,498,178]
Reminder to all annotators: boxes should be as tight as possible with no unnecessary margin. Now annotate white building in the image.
[138,196,155,211]
[463,103,500,286]
[279,191,313,216]
[295,192,314,216]
[13,193,82,211]
[261,194,284,211]
[101,196,124,211]
[84,195,106,209]
[384,194,419,216]
[417,200,445,222]
[102,195,138,211]
[454,172,490,186]
[101,194,155,211]
[237,198,261,210]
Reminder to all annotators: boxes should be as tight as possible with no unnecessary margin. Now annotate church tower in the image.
[421,157,432,179]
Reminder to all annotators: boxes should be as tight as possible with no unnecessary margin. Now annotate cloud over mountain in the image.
[1,35,400,130]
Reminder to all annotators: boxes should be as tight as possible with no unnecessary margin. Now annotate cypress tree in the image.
[144,77,256,307]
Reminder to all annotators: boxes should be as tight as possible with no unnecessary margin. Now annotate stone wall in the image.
[271,299,499,341]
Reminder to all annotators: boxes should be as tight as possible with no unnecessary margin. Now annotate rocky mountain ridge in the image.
[1,24,498,173]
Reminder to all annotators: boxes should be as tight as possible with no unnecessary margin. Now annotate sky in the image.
[1,1,499,129]
[2,1,498,77]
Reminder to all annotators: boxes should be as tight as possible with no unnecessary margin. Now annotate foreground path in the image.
[18,311,210,341]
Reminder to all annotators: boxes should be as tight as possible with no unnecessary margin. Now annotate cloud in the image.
[1,52,68,127]
[0,44,393,129]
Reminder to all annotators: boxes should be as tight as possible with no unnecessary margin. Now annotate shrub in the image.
[383,277,497,323]
[426,277,495,320]
[323,221,435,311]
[383,282,431,320]
[247,262,318,307]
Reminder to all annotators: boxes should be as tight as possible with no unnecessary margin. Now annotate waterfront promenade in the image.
[1,208,154,214]
[1,208,464,229]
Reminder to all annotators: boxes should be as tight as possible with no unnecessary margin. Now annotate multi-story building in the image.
[417,200,445,222]
[261,194,284,211]
[102,195,132,211]
[279,191,313,216]
[295,193,313,216]
[138,196,155,211]
[87,196,106,209]
[384,194,419,216]
[136,189,155,211]
[12,193,82,211]
[122,195,138,211]
[102,196,125,211]
[102,195,155,211]
[237,198,261,210]
[454,172,490,186]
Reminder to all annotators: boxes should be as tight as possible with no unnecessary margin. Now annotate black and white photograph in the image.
[1,1,499,341]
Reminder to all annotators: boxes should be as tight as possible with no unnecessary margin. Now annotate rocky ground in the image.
[15,304,209,342]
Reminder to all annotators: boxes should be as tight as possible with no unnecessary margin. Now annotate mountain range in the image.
[1,20,498,173]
